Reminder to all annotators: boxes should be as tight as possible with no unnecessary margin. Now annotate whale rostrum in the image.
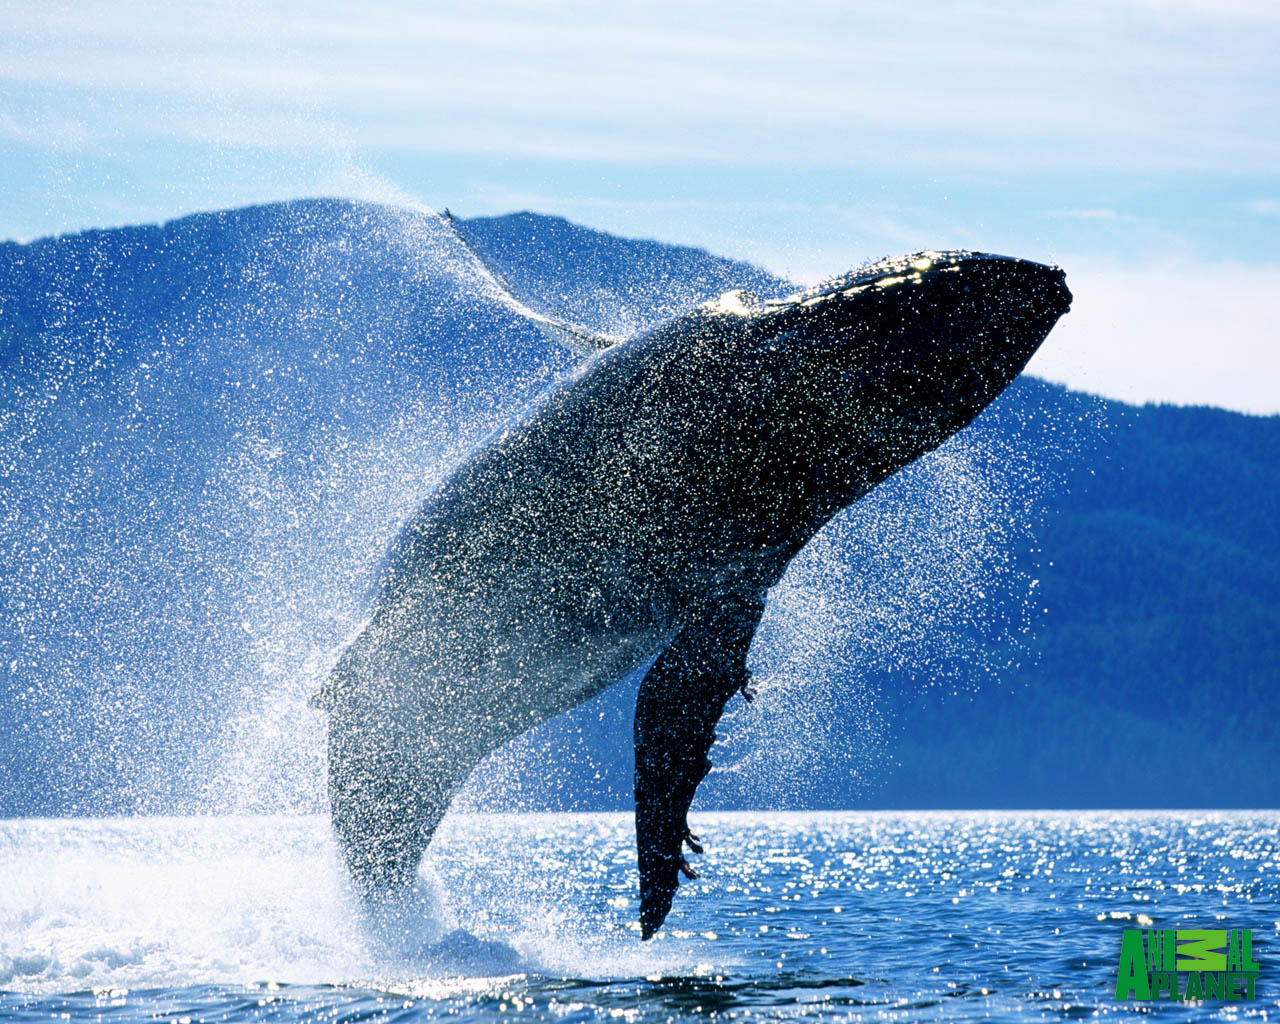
[313,248,1072,938]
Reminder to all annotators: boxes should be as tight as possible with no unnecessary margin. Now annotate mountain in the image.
[0,199,1275,816]
[873,393,1280,809]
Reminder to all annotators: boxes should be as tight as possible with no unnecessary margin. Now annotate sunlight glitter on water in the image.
[1,812,1277,1021]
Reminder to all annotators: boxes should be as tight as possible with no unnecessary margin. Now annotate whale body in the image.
[314,249,1071,937]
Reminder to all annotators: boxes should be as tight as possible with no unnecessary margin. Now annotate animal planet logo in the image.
[1115,928,1259,1001]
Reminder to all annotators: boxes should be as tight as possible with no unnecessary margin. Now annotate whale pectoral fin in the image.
[633,592,765,939]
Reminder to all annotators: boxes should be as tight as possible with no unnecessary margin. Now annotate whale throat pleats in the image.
[632,592,765,939]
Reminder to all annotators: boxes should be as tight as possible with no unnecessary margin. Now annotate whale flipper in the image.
[633,592,765,938]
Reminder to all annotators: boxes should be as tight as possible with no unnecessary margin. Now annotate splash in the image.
[0,199,577,816]
[0,814,702,994]
[706,389,1101,808]
[0,198,799,821]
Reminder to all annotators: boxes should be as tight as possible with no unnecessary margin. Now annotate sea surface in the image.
[0,812,1275,1022]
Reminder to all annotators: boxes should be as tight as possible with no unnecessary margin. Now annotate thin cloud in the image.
[1117,0,1280,20]
[2,0,1277,173]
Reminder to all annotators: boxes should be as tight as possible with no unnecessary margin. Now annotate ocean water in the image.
[0,812,1275,1022]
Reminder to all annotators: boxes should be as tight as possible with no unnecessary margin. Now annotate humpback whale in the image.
[313,248,1071,938]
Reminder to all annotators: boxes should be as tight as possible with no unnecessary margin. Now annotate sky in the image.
[1,0,1277,412]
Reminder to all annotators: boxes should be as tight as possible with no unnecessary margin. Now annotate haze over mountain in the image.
[0,199,1274,816]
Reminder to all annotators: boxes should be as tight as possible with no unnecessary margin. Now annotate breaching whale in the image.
[313,248,1071,938]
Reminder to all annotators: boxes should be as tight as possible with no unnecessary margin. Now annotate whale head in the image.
[615,250,1071,575]
[754,250,1069,465]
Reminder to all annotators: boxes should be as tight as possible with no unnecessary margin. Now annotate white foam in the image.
[0,814,706,994]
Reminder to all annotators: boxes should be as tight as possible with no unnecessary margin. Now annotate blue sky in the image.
[2,0,1277,411]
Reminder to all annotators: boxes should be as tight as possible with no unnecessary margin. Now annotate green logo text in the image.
[1116,929,1259,1001]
